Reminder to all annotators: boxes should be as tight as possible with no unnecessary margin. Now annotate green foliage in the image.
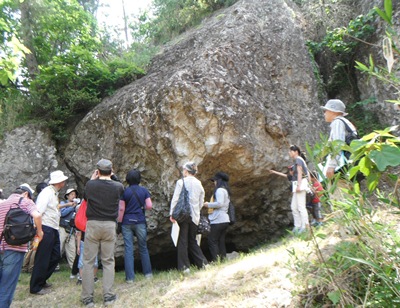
[0,0,146,141]
[300,3,400,300]
[0,0,28,86]
[375,0,393,26]
[307,11,376,55]
[356,0,400,105]
[295,145,400,306]
[28,46,144,141]
[132,0,239,45]
[347,98,381,136]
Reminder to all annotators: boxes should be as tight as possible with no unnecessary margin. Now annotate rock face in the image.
[0,124,76,197]
[64,0,326,259]
[355,1,400,129]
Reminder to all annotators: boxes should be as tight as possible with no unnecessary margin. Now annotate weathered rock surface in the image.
[0,124,76,197]
[64,0,326,259]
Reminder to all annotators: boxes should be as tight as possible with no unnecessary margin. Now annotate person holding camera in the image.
[81,159,124,307]
[59,188,80,271]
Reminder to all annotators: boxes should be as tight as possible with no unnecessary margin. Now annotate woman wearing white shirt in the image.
[169,162,208,273]
[204,172,230,262]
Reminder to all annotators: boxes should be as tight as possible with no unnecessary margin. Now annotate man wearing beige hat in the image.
[81,159,124,307]
[30,170,68,295]
[321,99,358,179]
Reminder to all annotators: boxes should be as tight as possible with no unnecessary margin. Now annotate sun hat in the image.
[18,183,35,199]
[96,159,113,172]
[64,188,78,199]
[183,161,198,175]
[321,99,348,116]
[48,170,69,184]
[209,171,229,182]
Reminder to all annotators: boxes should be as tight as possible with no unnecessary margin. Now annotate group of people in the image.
[0,97,356,307]
[270,98,358,234]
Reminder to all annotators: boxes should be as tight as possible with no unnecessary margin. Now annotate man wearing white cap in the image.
[30,170,68,295]
[81,159,124,307]
[321,99,358,179]
[0,184,43,307]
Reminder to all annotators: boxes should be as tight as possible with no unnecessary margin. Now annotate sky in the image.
[96,0,153,45]
[97,0,153,29]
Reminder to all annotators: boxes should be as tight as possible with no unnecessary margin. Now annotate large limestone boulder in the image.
[65,0,326,258]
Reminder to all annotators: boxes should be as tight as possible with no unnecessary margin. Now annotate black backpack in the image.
[228,201,236,225]
[337,117,359,159]
[59,209,76,232]
[1,197,36,245]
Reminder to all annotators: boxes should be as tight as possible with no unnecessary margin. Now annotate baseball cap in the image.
[97,159,113,172]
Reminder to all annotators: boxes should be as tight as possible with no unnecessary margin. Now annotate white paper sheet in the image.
[196,234,202,246]
[171,222,180,247]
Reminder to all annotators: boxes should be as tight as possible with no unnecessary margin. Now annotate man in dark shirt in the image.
[81,159,124,307]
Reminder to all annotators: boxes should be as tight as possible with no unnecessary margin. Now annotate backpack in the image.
[1,197,36,245]
[337,117,359,160]
[59,209,76,232]
[172,179,191,224]
[228,201,236,225]
[74,199,87,232]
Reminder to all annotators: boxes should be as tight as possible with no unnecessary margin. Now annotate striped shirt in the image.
[0,194,37,252]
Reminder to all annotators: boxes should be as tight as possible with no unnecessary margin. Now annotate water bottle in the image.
[32,235,40,251]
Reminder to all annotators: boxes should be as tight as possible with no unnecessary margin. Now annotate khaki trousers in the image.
[81,220,116,301]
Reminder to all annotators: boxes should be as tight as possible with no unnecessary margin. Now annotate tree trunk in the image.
[20,0,40,79]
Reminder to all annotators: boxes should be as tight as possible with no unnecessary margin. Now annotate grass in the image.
[11,204,399,307]
[11,235,309,308]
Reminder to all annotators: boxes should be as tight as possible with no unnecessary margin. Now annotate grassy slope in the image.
[11,205,399,307]
[10,230,336,308]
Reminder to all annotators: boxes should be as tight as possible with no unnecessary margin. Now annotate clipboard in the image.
[171,222,180,247]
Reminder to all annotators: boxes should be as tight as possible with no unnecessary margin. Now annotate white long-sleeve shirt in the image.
[327,116,357,169]
[207,188,230,224]
[36,185,60,230]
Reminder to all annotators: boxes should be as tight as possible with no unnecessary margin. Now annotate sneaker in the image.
[104,294,117,306]
[43,282,52,289]
[31,288,51,295]
[82,297,94,307]
[183,268,190,275]
[76,278,82,285]
[144,274,153,280]
[311,219,318,226]
[297,228,306,234]
[54,264,60,272]
[94,277,99,283]
[70,274,76,279]
[126,280,134,284]
[315,222,323,227]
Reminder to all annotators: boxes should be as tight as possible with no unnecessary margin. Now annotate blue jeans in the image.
[78,241,98,269]
[122,223,152,281]
[0,250,25,308]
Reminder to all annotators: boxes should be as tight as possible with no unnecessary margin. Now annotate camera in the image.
[73,198,81,204]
